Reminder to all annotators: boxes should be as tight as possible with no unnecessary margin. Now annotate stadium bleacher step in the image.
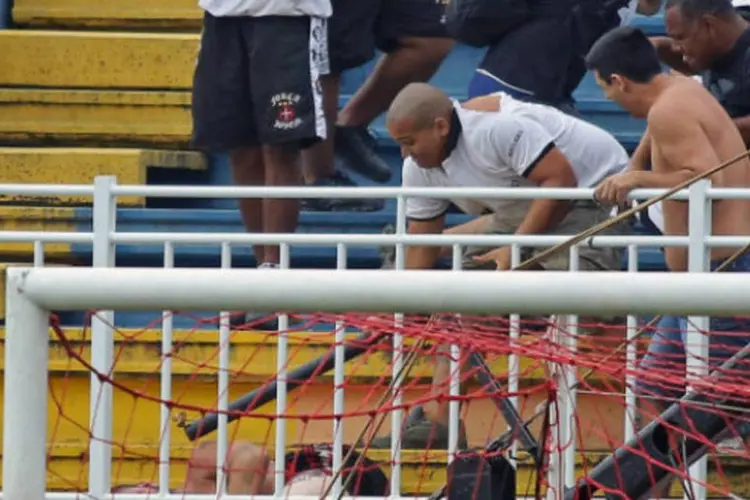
[0,89,191,147]
[11,328,746,496]
[0,30,197,89]
[12,0,202,30]
[11,328,626,455]
[0,206,669,276]
[0,148,207,206]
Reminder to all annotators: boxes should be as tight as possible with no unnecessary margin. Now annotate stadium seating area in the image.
[7,3,745,497]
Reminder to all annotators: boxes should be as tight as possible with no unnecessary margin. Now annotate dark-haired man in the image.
[587,26,750,495]
[300,0,454,212]
[651,0,750,143]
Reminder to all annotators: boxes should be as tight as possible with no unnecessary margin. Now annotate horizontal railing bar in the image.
[0,231,741,250]
[3,496,437,500]
[0,232,93,243]
[0,182,743,201]
[0,184,94,196]
[111,185,692,201]
[14,267,750,315]
[110,232,689,247]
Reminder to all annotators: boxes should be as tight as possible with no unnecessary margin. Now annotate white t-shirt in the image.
[199,0,331,18]
[403,95,628,220]
[734,0,750,8]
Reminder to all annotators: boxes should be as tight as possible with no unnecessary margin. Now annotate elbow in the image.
[540,172,577,189]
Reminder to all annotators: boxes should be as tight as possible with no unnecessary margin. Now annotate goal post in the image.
[4,266,749,500]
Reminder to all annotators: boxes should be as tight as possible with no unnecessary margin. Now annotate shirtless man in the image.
[586,25,750,496]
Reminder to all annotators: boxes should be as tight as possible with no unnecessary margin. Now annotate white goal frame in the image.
[6,267,748,500]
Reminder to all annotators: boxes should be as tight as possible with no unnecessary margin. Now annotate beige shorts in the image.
[461,201,630,272]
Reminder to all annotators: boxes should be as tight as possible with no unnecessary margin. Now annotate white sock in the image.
[257,262,279,269]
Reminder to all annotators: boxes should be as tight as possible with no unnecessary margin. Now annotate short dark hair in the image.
[585,26,663,84]
[664,0,735,21]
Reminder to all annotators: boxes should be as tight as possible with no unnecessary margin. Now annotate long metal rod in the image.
[566,344,750,500]
[183,332,385,441]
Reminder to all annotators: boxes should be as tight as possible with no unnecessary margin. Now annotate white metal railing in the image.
[1,175,747,500]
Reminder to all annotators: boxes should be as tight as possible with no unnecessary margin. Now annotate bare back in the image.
[649,76,750,270]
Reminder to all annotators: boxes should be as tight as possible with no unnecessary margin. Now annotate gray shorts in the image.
[461,201,629,271]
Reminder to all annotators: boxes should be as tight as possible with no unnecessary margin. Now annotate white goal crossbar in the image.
[5,267,743,500]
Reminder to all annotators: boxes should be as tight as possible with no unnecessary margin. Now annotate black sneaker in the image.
[335,126,393,184]
[302,170,383,212]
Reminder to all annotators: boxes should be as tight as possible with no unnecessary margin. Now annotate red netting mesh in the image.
[43,310,750,498]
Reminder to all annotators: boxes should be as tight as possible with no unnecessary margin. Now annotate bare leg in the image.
[183,440,271,495]
[262,144,303,264]
[230,147,265,265]
[302,74,341,183]
[423,343,466,426]
[337,37,454,127]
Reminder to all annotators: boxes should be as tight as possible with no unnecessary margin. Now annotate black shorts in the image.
[739,6,750,22]
[328,0,449,73]
[191,14,328,152]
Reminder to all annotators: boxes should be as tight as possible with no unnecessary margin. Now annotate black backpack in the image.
[445,0,530,48]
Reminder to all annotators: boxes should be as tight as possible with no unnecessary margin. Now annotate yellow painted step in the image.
[0,208,79,261]
[0,148,206,206]
[0,31,198,89]
[0,89,191,147]
[36,446,750,497]
[13,0,202,30]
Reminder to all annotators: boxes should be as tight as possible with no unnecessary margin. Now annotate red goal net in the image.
[43,310,750,498]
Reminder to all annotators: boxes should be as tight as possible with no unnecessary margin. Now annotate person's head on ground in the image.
[586,26,667,118]
[664,0,747,71]
[386,83,456,168]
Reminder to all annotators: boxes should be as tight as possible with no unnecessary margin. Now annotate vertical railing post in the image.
[391,195,407,496]
[624,244,640,443]
[3,269,50,500]
[88,175,117,497]
[684,179,711,499]
[331,243,348,499]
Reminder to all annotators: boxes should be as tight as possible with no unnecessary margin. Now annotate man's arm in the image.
[650,36,694,75]
[490,116,578,235]
[636,0,662,15]
[405,215,446,269]
[733,116,750,146]
[400,158,450,269]
[637,102,719,187]
[630,127,652,171]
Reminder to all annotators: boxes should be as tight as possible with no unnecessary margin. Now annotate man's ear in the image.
[610,73,628,92]
[434,116,451,137]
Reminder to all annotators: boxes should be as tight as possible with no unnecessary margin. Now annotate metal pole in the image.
[3,268,49,500]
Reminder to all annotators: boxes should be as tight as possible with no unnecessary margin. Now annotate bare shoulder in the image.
[647,79,705,134]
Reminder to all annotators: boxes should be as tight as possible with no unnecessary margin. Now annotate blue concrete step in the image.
[56,206,666,271]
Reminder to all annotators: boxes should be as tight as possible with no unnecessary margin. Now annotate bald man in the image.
[366,83,632,450]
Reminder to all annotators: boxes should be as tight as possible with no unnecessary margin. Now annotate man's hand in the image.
[595,171,642,205]
[473,246,513,270]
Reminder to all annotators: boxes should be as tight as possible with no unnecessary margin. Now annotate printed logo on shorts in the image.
[271,93,302,130]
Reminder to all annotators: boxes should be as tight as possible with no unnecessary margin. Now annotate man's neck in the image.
[714,17,748,55]
[633,74,674,117]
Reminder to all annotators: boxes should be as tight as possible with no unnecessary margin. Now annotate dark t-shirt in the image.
[702,28,750,118]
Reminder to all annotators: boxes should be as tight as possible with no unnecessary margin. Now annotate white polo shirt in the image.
[403,94,628,220]
[199,0,332,18]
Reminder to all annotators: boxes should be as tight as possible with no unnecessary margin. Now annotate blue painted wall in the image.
[0,0,11,29]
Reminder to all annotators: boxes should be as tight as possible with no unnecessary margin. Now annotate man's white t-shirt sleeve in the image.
[402,158,450,220]
[488,115,556,178]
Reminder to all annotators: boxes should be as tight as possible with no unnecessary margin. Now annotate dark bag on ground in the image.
[447,452,516,499]
[445,0,530,47]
